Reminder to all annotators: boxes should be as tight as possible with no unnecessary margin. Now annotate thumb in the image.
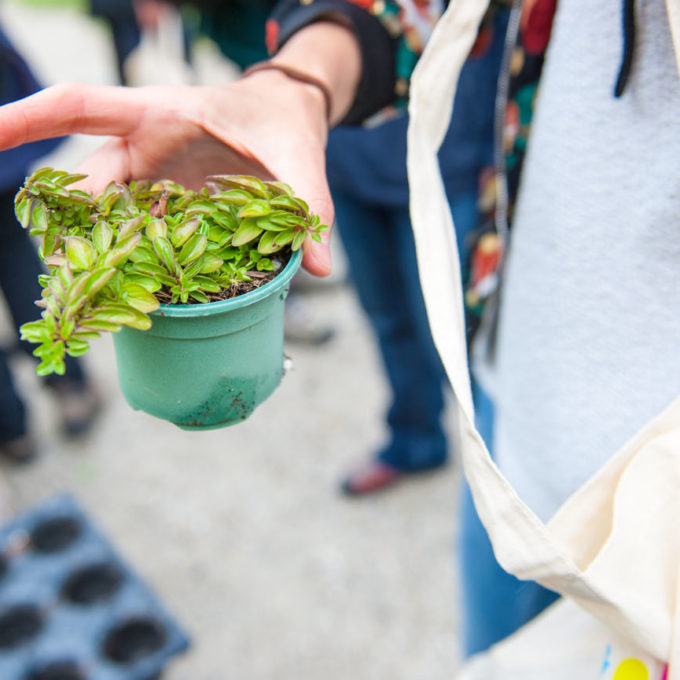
[270,154,334,278]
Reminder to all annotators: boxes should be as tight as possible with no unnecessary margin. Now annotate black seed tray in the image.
[0,494,189,680]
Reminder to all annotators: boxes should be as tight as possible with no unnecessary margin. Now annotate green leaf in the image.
[231,218,263,247]
[210,189,253,206]
[44,254,66,269]
[61,318,76,338]
[208,175,268,198]
[182,256,204,279]
[152,235,178,274]
[274,230,296,247]
[124,273,162,293]
[178,233,207,265]
[98,182,133,212]
[292,230,307,251]
[87,304,152,330]
[145,218,168,241]
[30,167,59,181]
[59,172,88,186]
[43,296,62,318]
[265,181,294,197]
[43,314,58,335]
[270,195,301,213]
[292,197,310,216]
[130,261,167,278]
[16,197,34,229]
[117,215,145,240]
[66,339,90,357]
[30,202,49,232]
[82,267,118,299]
[92,221,113,253]
[20,321,51,344]
[37,357,66,376]
[51,272,68,299]
[185,200,221,216]
[269,212,307,228]
[192,276,221,293]
[170,218,199,248]
[64,271,90,305]
[42,230,61,258]
[71,330,101,341]
[34,179,69,198]
[128,244,158,264]
[214,246,240,261]
[237,199,273,219]
[123,283,160,313]
[65,236,96,271]
[256,230,279,255]
[210,211,238,231]
[79,318,122,333]
[254,215,288,232]
[102,232,142,267]
[206,225,229,244]
[61,298,85,323]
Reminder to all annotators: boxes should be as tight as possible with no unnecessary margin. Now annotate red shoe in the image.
[340,460,403,497]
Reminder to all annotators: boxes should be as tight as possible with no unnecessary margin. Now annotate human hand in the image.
[0,74,332,275]
[0,10,365,277]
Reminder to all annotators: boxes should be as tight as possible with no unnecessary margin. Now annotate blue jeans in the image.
[333,188,478,471]
[460,385,559,657]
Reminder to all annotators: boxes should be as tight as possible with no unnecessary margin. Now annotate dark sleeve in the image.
[269,1,398,125]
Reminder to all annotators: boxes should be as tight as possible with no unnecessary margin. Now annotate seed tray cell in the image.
[0,495,189,680]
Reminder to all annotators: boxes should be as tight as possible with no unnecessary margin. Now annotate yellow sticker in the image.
[612,659,649,680]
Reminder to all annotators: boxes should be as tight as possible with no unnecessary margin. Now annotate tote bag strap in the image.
[406,0,582,586]
[666,0,680,81]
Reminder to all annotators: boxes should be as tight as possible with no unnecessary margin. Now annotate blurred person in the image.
[0,22,102,463]
[90,0,192,86]
[0,0,677,663]
[328,10,506,496]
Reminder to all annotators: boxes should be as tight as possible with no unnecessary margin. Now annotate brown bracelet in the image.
[242,61,333,124]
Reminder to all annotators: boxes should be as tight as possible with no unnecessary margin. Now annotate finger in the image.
[301,227,333,278]
[74,138,132,194]
[267,154,334,277]
[0,83,148,151]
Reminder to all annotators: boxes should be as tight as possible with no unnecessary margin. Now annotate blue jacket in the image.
[0,24,62,192]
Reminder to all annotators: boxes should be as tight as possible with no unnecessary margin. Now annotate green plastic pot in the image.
[112,250,302,430]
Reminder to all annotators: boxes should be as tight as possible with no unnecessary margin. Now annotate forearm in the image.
[270,0,403,124]
[269,21,361,127]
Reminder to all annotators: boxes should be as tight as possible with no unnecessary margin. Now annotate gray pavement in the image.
[0,3,463,678]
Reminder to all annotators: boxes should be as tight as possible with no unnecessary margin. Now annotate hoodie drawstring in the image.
[614,0,636,97]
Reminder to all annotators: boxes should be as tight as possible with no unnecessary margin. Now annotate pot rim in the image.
[152,248,302,318]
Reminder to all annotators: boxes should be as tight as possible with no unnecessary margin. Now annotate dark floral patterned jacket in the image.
[269,0,560,338]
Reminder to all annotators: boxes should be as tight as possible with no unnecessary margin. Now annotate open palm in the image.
[0,76,333,275]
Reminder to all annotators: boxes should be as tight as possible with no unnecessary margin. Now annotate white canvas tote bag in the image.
[405,0,680,675]
[457,597,669,680]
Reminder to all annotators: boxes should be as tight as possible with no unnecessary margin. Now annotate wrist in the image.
[239,69,329,146]
[271,22,361,126]
[243,62,332,124]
